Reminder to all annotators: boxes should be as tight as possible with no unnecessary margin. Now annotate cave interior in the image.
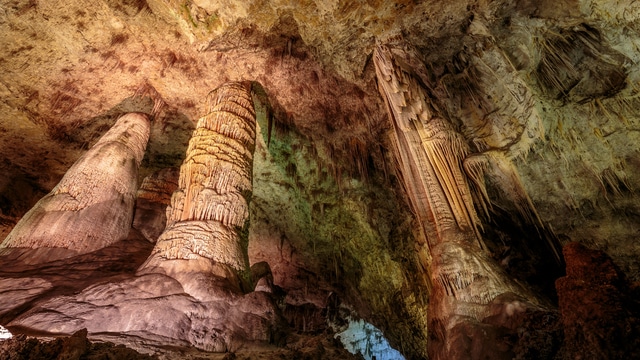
[1,0,640,359]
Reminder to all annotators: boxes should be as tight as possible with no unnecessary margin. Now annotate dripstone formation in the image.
[139,82,256,297]
[1,113,150,262]
[2,1,640,359]
[1,83,283,354]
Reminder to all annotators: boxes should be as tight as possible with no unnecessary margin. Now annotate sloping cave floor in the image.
[0,231,362,360]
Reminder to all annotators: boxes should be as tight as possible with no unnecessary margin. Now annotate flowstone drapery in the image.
[0,112,150,262]
[374,40,541,359]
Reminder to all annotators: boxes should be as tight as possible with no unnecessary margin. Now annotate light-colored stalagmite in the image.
[139,82,256,294]
[374,40,538,359]
[5,84,283,352]
[0,113,151,261]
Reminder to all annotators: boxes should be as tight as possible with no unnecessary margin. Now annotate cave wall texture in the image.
[1,0,640,359]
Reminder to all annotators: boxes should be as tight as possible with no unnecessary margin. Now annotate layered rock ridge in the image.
[0,113,151,262]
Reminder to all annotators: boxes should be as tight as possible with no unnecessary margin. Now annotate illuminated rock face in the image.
[3,86,283,352]
[374,40,540,359]
[0,113,150,260]
[139,82,255,295]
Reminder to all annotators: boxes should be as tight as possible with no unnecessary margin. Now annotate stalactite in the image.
[374,42,483,249]
[462,154,492,220]
[374,38,541,360]
[140,82,256,283]
[0,113,151,259]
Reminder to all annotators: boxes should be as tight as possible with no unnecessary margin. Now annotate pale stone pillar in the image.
[0,113,150,261]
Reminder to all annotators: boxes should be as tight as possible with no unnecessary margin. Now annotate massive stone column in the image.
[374,41,539,359]
[0,113,150,262]
[139,82,256,297]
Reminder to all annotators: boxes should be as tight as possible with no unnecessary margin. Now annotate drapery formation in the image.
[374,43,484,251]
[0,113,150,261]
[374,40,537,359]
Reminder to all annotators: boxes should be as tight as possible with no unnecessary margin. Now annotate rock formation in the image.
[133,167,180,243]
[556,242,640,359]
[2,1,640,359]
[0,113,150,262]
[139,81,256,298]
[4,83,282,354]
[374,38,546,359]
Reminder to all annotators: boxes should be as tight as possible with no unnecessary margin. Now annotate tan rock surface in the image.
[1,113,150,261]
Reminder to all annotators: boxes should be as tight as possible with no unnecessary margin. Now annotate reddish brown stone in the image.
[556,242,640,360]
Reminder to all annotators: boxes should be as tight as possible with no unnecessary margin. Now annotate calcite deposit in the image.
[140,81,257,297]
[3,83,282,355]
[1,1,640,359]
[0,113,150,261]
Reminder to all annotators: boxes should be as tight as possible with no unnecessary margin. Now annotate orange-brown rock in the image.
[556,242,640,359]
[133,167,180,243]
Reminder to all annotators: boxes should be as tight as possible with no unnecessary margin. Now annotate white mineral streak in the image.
[141,82,255,275]
[0,325,11,340]
[374,40,534,355]
[0,113,150,257]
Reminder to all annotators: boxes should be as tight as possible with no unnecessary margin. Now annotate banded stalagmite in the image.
[374,40,539,359]
[139,82,256,296]
[0,113,151,261]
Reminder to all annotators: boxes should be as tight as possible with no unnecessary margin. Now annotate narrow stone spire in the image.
[0,113,151,260]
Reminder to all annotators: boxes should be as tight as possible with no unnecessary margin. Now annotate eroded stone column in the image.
[374,41,537,359]
[0,113,150,261]
[139,82,255,295]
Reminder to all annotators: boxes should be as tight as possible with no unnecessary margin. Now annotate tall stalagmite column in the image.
[139,82,255,296]
[374,41,537,359]
[0,113,151,261]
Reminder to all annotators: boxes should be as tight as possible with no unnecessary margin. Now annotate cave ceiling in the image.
[2,0,639,269]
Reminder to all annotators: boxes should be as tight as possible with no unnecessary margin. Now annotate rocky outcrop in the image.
[556,242,640,359]
[0,113,150,262]
[0,329,156,360]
